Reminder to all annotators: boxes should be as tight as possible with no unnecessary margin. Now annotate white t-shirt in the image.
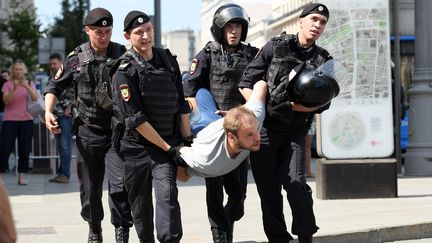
[180,100,265,177]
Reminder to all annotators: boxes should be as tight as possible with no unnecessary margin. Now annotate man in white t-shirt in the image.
[177,81,267,180]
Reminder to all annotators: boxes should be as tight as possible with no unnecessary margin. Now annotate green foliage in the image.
[0,7,43,72]
[49,0,88,53]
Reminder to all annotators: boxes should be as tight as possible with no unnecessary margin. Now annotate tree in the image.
[0,7,42,72]
[49,0,88,54]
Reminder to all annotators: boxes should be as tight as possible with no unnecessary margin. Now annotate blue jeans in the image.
[55,115,72,177]
[190,88,221,135]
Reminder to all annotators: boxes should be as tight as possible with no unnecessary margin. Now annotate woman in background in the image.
[0,60,37,185]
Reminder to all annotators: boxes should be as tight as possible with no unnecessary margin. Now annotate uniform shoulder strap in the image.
[154,47,177,72]
[77,42,94,64]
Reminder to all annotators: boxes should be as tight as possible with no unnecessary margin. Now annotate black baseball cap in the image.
[300,3,329,20]
[123,10,151,32]
[84,8,113,27]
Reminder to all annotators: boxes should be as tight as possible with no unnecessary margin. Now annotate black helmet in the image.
[288,60,344,108]
[210,3,249,44]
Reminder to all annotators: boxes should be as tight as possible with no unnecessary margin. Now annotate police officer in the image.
[44,8,132,243]
[239,3,333,243]
[111,10,191,243]
[183,3,258,243]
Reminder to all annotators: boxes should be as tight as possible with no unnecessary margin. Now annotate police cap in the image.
[84,8,113,27]
[300,3,329,20]
[123,10,151,32]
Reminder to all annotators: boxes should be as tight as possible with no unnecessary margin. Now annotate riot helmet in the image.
[210,3,250,44]
[288,59,345,108]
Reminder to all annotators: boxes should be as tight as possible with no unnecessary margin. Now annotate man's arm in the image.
[44,93,60,134]
[0,178,17,243]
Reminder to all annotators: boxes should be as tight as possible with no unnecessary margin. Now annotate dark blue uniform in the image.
[44,42,133,232]
[184,41,258,241]
[112,48,189,243]
[239,33,332,242]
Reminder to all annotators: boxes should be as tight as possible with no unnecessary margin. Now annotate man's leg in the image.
[190,88,221,135]
[75,125,107,243]
[105,147,133,243]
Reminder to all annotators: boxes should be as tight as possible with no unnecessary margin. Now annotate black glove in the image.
[182,135,194,147]
[166,146,181,165]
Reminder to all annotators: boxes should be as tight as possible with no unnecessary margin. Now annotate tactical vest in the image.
[74,42,124,131]
[118,48,180,138]
[205,41,258,111]
[265,33,331,134]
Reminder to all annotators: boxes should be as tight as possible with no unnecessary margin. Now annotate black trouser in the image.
[75,124,132,228]
[250,128,318,242]
[205,158,249,232]
[105,147,133,228]
[123,144,182,243]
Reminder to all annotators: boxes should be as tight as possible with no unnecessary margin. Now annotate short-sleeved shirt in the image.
[180,99,265,177]
[2,80,35,121]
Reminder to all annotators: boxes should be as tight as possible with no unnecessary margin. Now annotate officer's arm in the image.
[183,51,210,98]
[135,122,171,151]
[0,178,17,243]
[239,41,274,101]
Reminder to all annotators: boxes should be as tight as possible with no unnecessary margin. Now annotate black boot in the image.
[298,235,313,243]
[226,223,234,243]
[115,226,129,243]
[88,222,103,243]
[211,228,228,243]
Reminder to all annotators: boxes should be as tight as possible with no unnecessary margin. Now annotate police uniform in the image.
[111,11,189,243]
[183,5,259,240]
[44,8,132,243]
[238,3,331,242]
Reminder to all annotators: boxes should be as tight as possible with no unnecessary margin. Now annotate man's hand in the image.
[166,146,182,165]
[45,111,61,134]
[291,102,319,112]
[177,166,191,182]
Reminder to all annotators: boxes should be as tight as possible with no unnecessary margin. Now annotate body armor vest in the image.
[206,41,258,111]
[122,48,180,138]
[265,33,331,133]
[74,42,124,131]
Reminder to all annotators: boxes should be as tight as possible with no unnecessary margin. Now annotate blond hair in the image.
[223,105,256,136]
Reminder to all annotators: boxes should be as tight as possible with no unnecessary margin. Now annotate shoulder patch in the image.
[189,58,198,75]
[119,84,131,102]
[54,65,64,80]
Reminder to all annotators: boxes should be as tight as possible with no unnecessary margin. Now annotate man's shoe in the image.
[88,232,103,243]
[88,222,103,243]
[211,228,228,243]
[49,175,69,183]
[115,226,129,243]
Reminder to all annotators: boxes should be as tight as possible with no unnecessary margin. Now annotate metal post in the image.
[404,0,432,175]
[392,0,402,174]
[154,0,161,47]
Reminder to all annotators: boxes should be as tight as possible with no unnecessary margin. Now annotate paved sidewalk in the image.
[2,161,432,243]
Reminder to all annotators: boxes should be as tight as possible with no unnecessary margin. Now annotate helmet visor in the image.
[316,59,349,84]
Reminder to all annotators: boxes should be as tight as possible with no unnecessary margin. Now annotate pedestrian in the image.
[44,8,132,243]
[182,3,259,242]
[1,69,10,81]
[305,116,316,177]
[47,53,73,183]
[177,81,266,181]
[110,10,192,243]
[0,60,37,184]
[239,3,334,242]
[0,73,6,137]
